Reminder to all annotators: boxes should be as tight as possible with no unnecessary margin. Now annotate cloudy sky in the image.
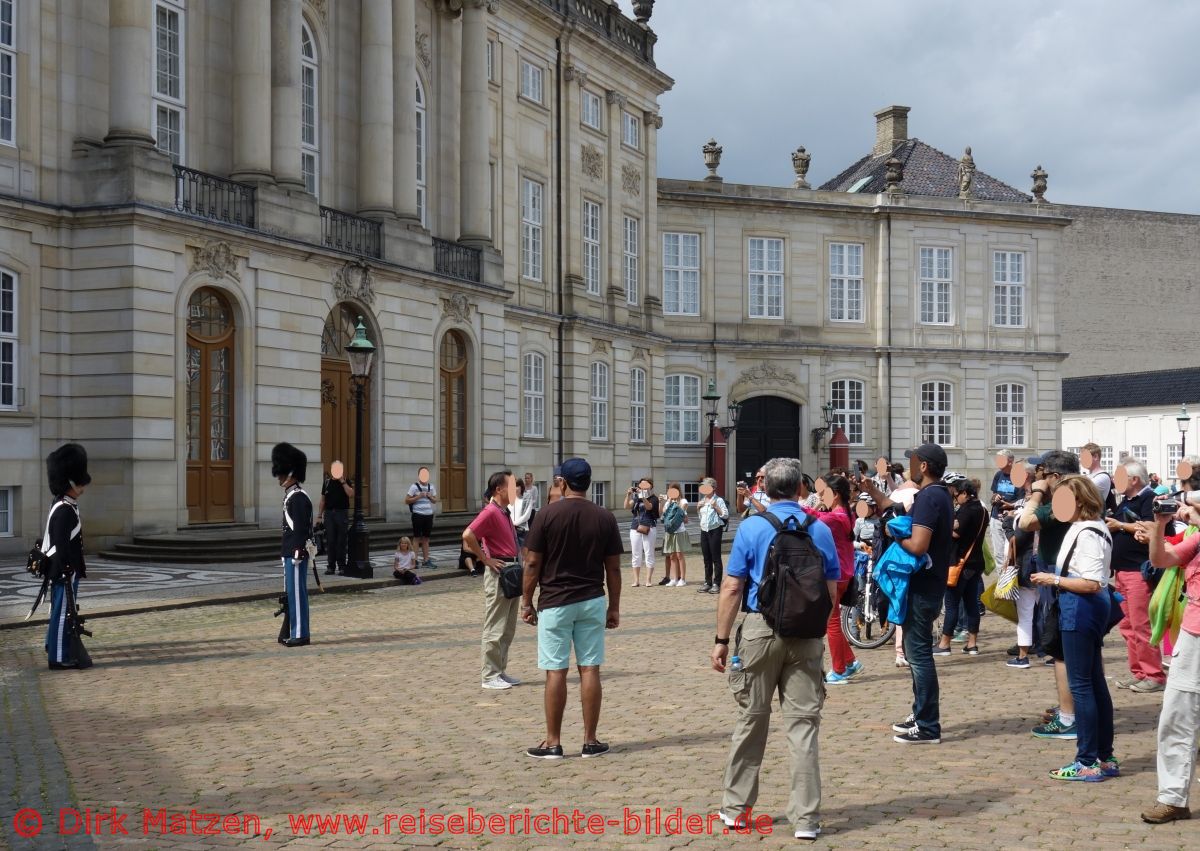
[623,0,1200,214]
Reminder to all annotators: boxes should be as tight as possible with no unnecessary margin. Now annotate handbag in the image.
[995,563,1020,601]
[981,581,1018,623]
[947,515,986,588]
[498,560,524,599]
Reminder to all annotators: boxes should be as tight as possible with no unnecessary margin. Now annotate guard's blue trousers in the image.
[284,556,310,640]
[46,575,81,664]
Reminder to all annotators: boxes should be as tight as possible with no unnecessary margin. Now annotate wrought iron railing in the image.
[538,0,656,65]
[320,206,383,259]
[433,238,482,283]
[173,165,256,228]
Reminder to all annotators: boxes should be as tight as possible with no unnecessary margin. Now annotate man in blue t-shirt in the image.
[710,457,840,840]
[989,450,1020,565]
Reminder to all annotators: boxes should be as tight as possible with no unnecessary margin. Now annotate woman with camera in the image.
[624,478,660,587]
[808,473,862,684]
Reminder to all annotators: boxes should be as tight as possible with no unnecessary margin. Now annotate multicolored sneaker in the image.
[1032,718,1077,739]
[1049,760,1106,782]
[824,668,854,685]
[1099,757,1121,777]
[844,659,865,679]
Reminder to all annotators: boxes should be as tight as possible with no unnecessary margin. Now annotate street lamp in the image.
[346,317,375,578]
[1177,404,1192,462]
[702,379,723,481]
[810,401,837,454]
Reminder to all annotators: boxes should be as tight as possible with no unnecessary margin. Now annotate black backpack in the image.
[753,512,833,639]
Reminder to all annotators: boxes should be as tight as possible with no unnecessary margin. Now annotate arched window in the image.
[994,383,1027,447]
[522,352,544,438]
[920,380,953,446]
[300,22,319,197]
[830,379,865,446]
[590,361,609,441]
[416,77,427,225]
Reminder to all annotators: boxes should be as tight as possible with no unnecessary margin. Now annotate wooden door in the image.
[439,331,468,511]
[321,308,371,512]
[185,288,235,523]
[734,396,800,482]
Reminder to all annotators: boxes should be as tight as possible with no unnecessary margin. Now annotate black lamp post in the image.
[1178,404,1192,462]
[701,379,741,481]
[346,317,375,578]
[809,401,837,454]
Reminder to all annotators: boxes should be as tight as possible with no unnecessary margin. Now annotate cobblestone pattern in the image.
[1,574,1198,850]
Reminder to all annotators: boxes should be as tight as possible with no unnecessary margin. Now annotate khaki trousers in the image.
[481,566,519,682]
[722,613,826,832]
[1157,629,1200,807]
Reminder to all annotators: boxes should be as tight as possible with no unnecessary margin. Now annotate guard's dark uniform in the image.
[272,443,313,645]
[43,443,91,669]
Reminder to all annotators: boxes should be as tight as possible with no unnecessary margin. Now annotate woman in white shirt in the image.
[1030,475,1116,783]
[696,477,729,594]
[509,479,534,551]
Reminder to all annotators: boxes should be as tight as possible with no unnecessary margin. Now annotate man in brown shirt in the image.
[520,457,623,759]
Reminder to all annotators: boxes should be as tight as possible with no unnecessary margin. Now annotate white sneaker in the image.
[499,673,522,686]
[794,826,821,840]
[481,676,512,690]
[675,579,686,587]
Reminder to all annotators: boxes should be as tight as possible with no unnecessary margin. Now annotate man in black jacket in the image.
[273,443,313,647]
[1107,459,1163,692]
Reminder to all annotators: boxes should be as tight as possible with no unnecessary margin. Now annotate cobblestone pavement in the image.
[1,571,1198,851]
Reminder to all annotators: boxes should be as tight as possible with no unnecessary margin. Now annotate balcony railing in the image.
[538,0,656,65]
[433,238,482,283]
[320,206,383,259]
[173,165,256,228]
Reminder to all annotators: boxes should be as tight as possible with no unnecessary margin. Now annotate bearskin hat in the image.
[47,443,92,497]
[270,442,307,483]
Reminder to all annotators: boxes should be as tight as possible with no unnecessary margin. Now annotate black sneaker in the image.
[526,742,564,760]
[893,728,940,744]
[658,577,672,586]
[581,741,610,758]
[963,645,980,656]
[931,646,952,657]
[891,714,916,734]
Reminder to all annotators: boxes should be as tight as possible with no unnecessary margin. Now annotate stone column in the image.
[458,0,491,247]
[393,0,420,223]
[358,0,395,217]
[271,0,304,189]
[231,0,273,181]
[105,0,155,146]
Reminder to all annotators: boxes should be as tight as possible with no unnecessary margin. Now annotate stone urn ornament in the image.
[1031,164,1048,202]
[792,146,811,189]
[702,138,723,182]
[885,156,904,194]
[632,1,654,24]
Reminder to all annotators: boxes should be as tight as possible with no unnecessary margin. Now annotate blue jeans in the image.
[903,586,942,737]
[943,571,982,637]
[1060,591,1114,765]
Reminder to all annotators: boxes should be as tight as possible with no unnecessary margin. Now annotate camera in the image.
[1108,506,1139,523]
[736,480,747,489]
[1154,498,1180,515]
[630,480,639,490]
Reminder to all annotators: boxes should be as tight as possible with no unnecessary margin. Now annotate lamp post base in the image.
[347,518,372,578]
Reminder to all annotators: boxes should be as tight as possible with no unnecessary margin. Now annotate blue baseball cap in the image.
[558,458,592,491]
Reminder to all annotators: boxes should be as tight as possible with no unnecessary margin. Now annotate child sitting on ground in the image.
[393,536,421,584]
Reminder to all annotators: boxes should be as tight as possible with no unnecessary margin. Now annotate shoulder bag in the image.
[947,509,987,588]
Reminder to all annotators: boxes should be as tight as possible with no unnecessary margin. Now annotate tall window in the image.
[830,379,865,445]
[748,237,783,318]
[919,247,952,324]
[522,352,544,438]
[629,367,646,443]
[300,23,319,196]
[590,361,609,441]
[590,481,608,507]
[920,380,953,445]
[665,374,700,444]
[1100,446,1114,470]
[1,0,15,145]
[994,383,1026,447]
[829,243,864,322]
[623,216,639,304]
[0,486,10,536]
[520,59,542,103]
[622,110,640,148]
[663,233,700,315]
[1130,444,1148,461]
[582,200,601,295]
[581,90,602,130]
[153,0,185,163]
[0,268,14,409]
[485,39,495,82]
[993,251,1025,327]
[415,78,426,225]
[521,178,543,280]
[1169,444,1184,473]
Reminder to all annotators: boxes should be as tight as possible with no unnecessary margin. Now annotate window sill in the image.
[0,410,34,423]
[663,311,701,318]
[829,318,866,325]
[581,122,606,140]
[518,94,549,114]
[620,142,642,156]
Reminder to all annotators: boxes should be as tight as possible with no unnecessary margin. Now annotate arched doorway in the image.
[439,330,469,511]
[321,306,373,512]
[734,396,801,481]
[185,288,236,523]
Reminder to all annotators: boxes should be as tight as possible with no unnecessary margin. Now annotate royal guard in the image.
[44,442,92,670]
[272,442,313,647]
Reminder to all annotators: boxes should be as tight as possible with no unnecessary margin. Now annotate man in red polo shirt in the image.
[464,470,522,690]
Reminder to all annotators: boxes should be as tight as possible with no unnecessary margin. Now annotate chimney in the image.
[873,105,910,157]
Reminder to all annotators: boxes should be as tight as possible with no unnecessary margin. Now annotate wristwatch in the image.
[1054,576,1061,587]
[714,635,729,645]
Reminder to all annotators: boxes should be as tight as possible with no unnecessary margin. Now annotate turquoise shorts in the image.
[537,596,607,670]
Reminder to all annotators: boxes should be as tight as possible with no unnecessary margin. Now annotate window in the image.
[590,481,607,507]
[0,486,10,535]
[299,23,319,196]
[919,247,952,325]
[683,483,700,505]
[153,1,185,163]
[590,361,609,441]
[1100,446,1114,470]
[1169,444,1184,473]
[993,383,1026,447]
[993,251,1025,327]
[663,233,700,315]
[1130,444,1148,461]
[623,216,639,304]
[920,381,953,446]
[486,39,495,83]
[582,200,601,295]
[521,178,543,281]
[629,367,646,443]
[581,90,602,130]
[520,59,542,103]
[829,243,864,322]
[1,0,15,145]
[748,237,783,318]
[1,268,15,409]
[522,352,544,439]
[415,78,426,225]
[665,375,700,444]
[621,110,640,149]
[831,379,865,446]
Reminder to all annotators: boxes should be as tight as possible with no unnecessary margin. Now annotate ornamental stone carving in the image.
[320,379,337,408]
[605,89,627,108]
[632,347,649,362]
[190,240,240,282]
[734,361,799,389]
[592,339,610,354]
[643,110,663,129]
[305,0,327,22]
[632,0,655,24]
[1031,164,1049,202]
[792,146,811,189]
[564,65,588,87]
[621,164,642,196]
[416,31,432,69]
[702,138,723,182]
[885,156,904,194]
[441,292,474,322]
[958,146,975,199]
[581,144,604,180]
[333,260,375,305]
